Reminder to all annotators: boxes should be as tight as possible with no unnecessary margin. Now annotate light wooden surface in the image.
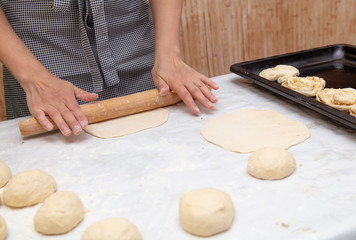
[0,62,6,121]
[180,0,356,77]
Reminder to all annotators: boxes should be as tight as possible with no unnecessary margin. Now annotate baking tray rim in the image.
[230,43,356,130]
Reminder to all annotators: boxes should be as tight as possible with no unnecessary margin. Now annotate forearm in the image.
[0,8,50,88]
[149,0,183,59]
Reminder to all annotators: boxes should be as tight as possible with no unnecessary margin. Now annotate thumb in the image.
[154,77,170,97]
[74,86,98,102]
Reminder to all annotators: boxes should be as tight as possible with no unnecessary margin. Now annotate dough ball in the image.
[3,169,56,208]
[179,188,235,237]
[259,65,299,82]
[201,109,310,153]
[316,88,356,111]
[247,147,296,180]
[81,218,142,240]
[0,160,11,188]
[34,191,85,235]
[0,215,7,240]
[281,76,326,97]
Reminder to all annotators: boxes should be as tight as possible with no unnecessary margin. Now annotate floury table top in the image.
[0,73,356,240]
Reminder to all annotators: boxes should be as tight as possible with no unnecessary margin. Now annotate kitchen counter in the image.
[0,73,356,240]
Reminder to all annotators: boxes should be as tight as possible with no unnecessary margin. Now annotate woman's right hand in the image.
[22,74,98,136]
[1,8,98,136]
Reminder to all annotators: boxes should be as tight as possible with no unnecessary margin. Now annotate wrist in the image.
[155,44,181,62]
[15,63,52,91]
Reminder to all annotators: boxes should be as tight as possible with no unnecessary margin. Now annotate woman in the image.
[0,0,218,136]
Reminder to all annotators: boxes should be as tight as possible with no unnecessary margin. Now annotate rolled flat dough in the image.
[84,108,169,138]
[201,109,310,153]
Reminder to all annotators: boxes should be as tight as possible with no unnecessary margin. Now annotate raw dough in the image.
[84,108,169,138]
[81,218,143,240]
[34,191,85,235]
[2,169,56,208]
[281,76,326,97]
[0,215,6,240]
[247,147,296,180]
[0,160,11,188]
[201,109,310,153]
[179,188,235,237]
[316,88,356,111]
[259,65,299,83]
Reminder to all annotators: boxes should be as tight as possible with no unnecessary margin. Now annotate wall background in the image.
[1,0,356,120]
[179,0,356,77]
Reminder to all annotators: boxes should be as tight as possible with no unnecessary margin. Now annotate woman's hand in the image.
[0,8,98,136]
[152,55,219,114]
[23,74,98,136]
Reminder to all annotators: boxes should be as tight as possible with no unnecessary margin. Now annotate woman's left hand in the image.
[152,55,219,114]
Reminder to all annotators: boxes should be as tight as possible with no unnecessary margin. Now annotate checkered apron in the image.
[1,0,156,119]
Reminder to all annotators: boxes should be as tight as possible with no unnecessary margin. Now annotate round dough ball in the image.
[248,147,296,180]
[34,191,85,235]
[81,218,143,240]
[179,188,235,237]
[0,160,11,188]
[0,215,7,240]
[3,169,56,208]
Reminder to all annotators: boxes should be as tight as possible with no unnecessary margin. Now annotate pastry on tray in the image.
[281,76,326,97]
[259,65,299,83]
[316,88,356,111]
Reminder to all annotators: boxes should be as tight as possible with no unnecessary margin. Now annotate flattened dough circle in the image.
[201,109,310,153]
[84,108,169,138]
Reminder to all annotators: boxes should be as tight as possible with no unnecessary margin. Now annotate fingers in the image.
[153,76,170,96]
[29,85,97,136]
[66,99,88,130]
[175,86,200,114]
[152,58,219,114]
[185,81,214,111]
[74,86,98,102]
[171,73,218,113]
[46,106,73,136]
[33,110,54,131]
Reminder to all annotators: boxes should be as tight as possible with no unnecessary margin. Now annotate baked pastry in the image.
[281,76,326,97]
[316,88,356,111]
[350,105,356,117]
[259,65,299,82]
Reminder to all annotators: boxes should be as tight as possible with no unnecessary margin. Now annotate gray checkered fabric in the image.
[0,0,156,119]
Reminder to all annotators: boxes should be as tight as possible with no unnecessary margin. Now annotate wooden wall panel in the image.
[0,62,6,121]
[180,0,356,77]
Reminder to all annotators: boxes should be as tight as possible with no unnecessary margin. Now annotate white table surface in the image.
[1,73,356,240]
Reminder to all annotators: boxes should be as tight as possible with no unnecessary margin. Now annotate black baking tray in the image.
[230,44,356,130]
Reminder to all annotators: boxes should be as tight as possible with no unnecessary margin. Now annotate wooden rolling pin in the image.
[18,89,181,137]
